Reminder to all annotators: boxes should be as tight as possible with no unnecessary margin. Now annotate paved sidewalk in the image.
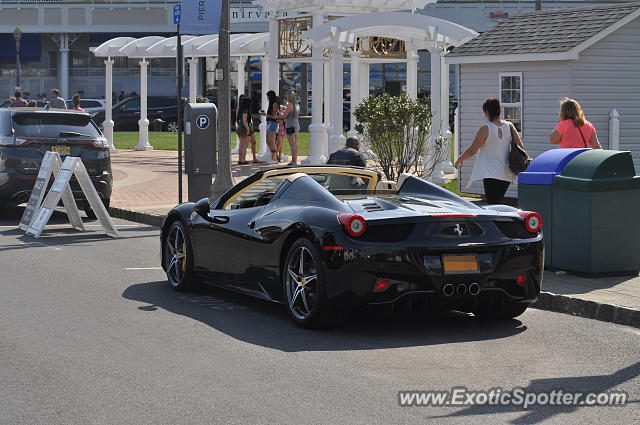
[108,149,639,327]
[110,149,303,216]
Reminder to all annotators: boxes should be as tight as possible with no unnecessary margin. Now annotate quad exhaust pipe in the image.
[442,284,455,297]
[442,282,481,297]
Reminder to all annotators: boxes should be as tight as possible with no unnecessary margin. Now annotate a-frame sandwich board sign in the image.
[25,156,119,238]
[19,151,84,233]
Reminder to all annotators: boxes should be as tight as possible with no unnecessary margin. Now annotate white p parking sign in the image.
[196,114,209,130]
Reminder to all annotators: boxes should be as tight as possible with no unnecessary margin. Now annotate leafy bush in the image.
[354,93,446,181]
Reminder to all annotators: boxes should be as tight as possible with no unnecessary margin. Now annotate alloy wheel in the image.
[167,121,179,132]
[285,246,319,320]
[166,225,187,285]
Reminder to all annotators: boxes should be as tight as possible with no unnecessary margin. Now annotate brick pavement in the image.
[109,149,639,318]
[110,149,302,215]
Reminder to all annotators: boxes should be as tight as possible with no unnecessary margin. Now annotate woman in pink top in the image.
[550,98,601,149]
[71,93,85,112]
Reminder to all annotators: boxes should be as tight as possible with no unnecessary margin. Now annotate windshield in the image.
[12,113,102,139]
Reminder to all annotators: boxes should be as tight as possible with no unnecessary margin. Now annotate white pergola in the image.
[301,12,477,178]
[91,33,268,152]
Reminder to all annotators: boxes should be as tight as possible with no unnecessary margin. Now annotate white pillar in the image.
[453,105,460,178]
[323,60,332,129]
[257,55,270,161]
[440,52,455,174]
[406,45,418,100]
[609,109,620,150]
[59,34,69,99]
[359,60,369,104]
[268,16,279,95]
[322,60,331,159]
[103,58,116,152]
[303,10,328,165]
[232,56,245,155]
[426,47,444,183]
[328,45,346,155]
[135,59,152,151]
[348,50,360,134]
[188,57,198,102]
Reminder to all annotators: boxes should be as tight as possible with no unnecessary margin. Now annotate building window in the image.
[499,73,522,132]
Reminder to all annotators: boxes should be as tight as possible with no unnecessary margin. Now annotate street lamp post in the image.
[13,27,22,91]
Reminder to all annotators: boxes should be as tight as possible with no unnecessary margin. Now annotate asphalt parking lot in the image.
[0,206,638,425]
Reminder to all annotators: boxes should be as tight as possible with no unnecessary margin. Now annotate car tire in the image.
[84,198,110,220]
[164,220,201,292]
[282,238,332,328]
[165,120,179,132]
[473,294,529,320]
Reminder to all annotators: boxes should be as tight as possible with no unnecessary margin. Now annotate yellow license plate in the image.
[52,145,70,155]
[443,255,479,273]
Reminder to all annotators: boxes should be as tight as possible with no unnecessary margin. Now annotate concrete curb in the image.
[532,292,640,328]
[109,206,639,329]
[109,207,165,227]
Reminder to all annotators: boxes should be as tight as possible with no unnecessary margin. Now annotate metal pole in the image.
[177,26,183,204]
[535,0,542,11]
[210,0,234,201]
[14,29,21,90]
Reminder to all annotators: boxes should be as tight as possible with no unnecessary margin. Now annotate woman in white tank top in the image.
[454,98,525,204]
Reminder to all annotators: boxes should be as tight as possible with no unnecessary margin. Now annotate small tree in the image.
[355,93,445,181]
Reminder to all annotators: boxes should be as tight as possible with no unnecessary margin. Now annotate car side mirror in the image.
[194,198,211,218]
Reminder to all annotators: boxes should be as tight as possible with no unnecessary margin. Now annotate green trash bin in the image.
[552,150,640,275]
[518,148,590,268]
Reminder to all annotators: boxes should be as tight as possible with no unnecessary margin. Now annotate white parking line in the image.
[0,224,151,229]
[125,267,163,270]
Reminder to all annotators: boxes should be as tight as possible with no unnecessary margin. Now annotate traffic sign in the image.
[196,114,209,130]
[173,4,181,25]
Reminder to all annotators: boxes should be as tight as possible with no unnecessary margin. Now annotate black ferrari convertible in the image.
[161,166,543,328]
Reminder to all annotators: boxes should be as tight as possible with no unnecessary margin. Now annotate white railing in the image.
[609,109,620,150]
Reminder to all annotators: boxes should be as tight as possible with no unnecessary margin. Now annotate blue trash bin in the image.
[518,148,590,268]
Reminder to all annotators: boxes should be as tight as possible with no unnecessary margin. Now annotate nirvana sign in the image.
[231,8,290,23]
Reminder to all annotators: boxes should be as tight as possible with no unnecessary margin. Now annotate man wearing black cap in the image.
[327,136,366,167]
[49,89,67,109]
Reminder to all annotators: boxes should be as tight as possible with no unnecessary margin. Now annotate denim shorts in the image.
[267,121,279,133]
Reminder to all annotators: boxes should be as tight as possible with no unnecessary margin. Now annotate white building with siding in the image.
[447,2,640,197]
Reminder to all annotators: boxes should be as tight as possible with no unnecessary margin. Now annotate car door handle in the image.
[249,221,255,229]
[212,216,230,224]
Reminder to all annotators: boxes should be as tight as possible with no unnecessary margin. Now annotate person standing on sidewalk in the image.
[279,90,300,165]
[454,98,524,205]
[49,89,67,109]
[236,96,252,165]
[259,90,280,164]
[550,98,602,149]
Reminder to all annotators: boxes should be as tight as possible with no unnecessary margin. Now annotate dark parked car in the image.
[161,166,544,328]
[93,96,186,132]
[0,108,112,217]
[1,99,48,108]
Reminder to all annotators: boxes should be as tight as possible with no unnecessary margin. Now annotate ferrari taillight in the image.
[337,213,367,237]
[519,211,542,234]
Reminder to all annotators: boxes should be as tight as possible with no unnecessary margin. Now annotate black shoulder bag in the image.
[577,126,588,148]
[508,123,531,175]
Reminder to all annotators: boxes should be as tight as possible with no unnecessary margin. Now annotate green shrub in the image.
[354,93,445,181]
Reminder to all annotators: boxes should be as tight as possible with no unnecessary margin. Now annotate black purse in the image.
[508,123,531,175]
